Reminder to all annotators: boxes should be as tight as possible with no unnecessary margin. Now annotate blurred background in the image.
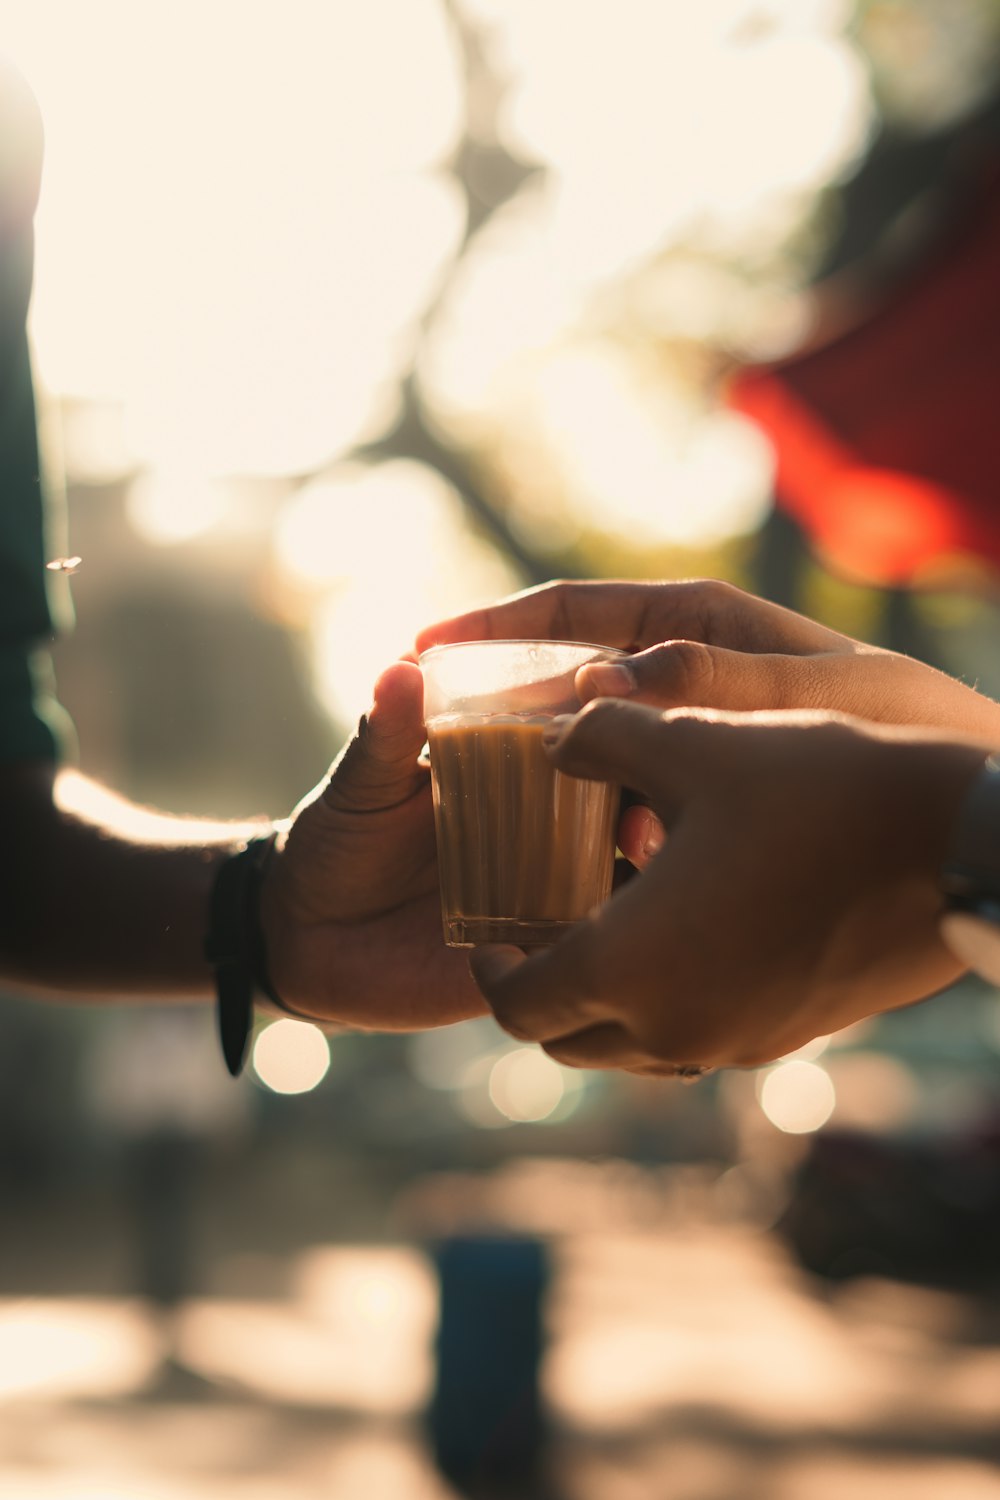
[4,1,1000,1495]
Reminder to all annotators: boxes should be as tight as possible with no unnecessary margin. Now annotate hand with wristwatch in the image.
[417,579,1000,1075]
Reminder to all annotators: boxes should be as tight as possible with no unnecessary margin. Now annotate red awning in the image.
[729,170,1000,585]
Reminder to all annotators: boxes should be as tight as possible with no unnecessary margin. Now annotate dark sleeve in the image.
[0,63,71,764]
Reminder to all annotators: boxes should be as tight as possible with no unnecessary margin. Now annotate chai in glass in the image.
[420,640,623,948]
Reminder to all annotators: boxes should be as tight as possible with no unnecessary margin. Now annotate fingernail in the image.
[583,662,636,697]
[642,818,665,860]
[541,714,574,747]
[470,947,527,987]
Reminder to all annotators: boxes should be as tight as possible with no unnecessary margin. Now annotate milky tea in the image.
[420,641,622,948]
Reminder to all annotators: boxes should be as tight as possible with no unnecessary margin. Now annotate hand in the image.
[416,579,1000,740]
[468,698,989,1072]
[260,661,485,1030]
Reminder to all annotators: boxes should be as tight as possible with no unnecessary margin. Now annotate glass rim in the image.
[418,638,628,665]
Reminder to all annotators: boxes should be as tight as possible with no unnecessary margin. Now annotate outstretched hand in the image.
[417,579,1000,739]
[259,660,485,1030]
[467,699,987,1072]
[418,578,1000,874]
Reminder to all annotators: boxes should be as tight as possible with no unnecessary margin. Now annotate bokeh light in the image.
[825,1050,919,1133]
[488,1047,567,1123]
[252,1019,331,1096]
[407,1016,504,1090]
[757,1059,836,1135]
[448,1043,585,1128]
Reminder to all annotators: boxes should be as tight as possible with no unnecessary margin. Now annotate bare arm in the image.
[0,662,485,1029]
[0,762,259,996]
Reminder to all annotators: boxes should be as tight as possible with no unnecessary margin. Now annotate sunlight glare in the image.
[11,0,464,474]
[495,1,871,222]
[126,470,231,546]
[531,348,774,544]
[295,1247,437,1341]
[279,461,520,724]
[176,1291,432,1411]
[54,770,243,843]
[706,36,872,215]
[0,1299,160,1401]
[419,185,584,437]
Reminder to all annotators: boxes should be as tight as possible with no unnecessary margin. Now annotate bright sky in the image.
[4,0,874,722]
[9,0,464,476]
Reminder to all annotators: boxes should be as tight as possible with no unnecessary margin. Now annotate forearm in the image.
[0,764,268,998]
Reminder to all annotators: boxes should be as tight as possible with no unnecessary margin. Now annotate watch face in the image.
[940,910,1000,987]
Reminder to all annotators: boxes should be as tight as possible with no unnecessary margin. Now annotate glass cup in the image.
[420,639,624,948]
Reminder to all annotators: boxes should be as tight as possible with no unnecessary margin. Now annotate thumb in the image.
[544,697,703,820]
[577,640,813,714]
[323,660,429,814]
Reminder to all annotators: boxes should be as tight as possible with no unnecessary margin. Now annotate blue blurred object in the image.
[429,1234,550,1489]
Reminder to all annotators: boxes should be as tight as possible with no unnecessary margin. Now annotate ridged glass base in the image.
[444,915,579,949]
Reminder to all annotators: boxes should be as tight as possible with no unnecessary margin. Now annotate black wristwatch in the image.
[940,754,1000,985]
[204,831,293,1077]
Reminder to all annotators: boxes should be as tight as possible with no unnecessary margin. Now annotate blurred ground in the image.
[2,1165,1000,1500]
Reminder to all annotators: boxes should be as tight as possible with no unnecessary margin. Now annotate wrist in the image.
[255,820,304,1013]
[205,829,306,1076]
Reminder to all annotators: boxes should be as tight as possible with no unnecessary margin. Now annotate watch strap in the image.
[205,833,279,1077]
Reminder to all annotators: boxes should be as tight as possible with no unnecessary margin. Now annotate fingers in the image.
[541,1020,655,1071]
[469,944,598,1043]
[543,697,704,819]
[577,640,834,715]
[470,952,658,1066]
[415,578,847,658]
[415,580,678,655]
[617,803,665,870]
[468,772,751,1067]
[469,860,709,1062]
[543,1023,706,1075]
[323,660,429,814]
[469,808,678,1045]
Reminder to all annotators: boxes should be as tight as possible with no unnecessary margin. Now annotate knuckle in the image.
[684,578,746,645]
[570,695,627,749]
[656,639,716,704]
[691,575,737,611]
[547,581,577,640]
